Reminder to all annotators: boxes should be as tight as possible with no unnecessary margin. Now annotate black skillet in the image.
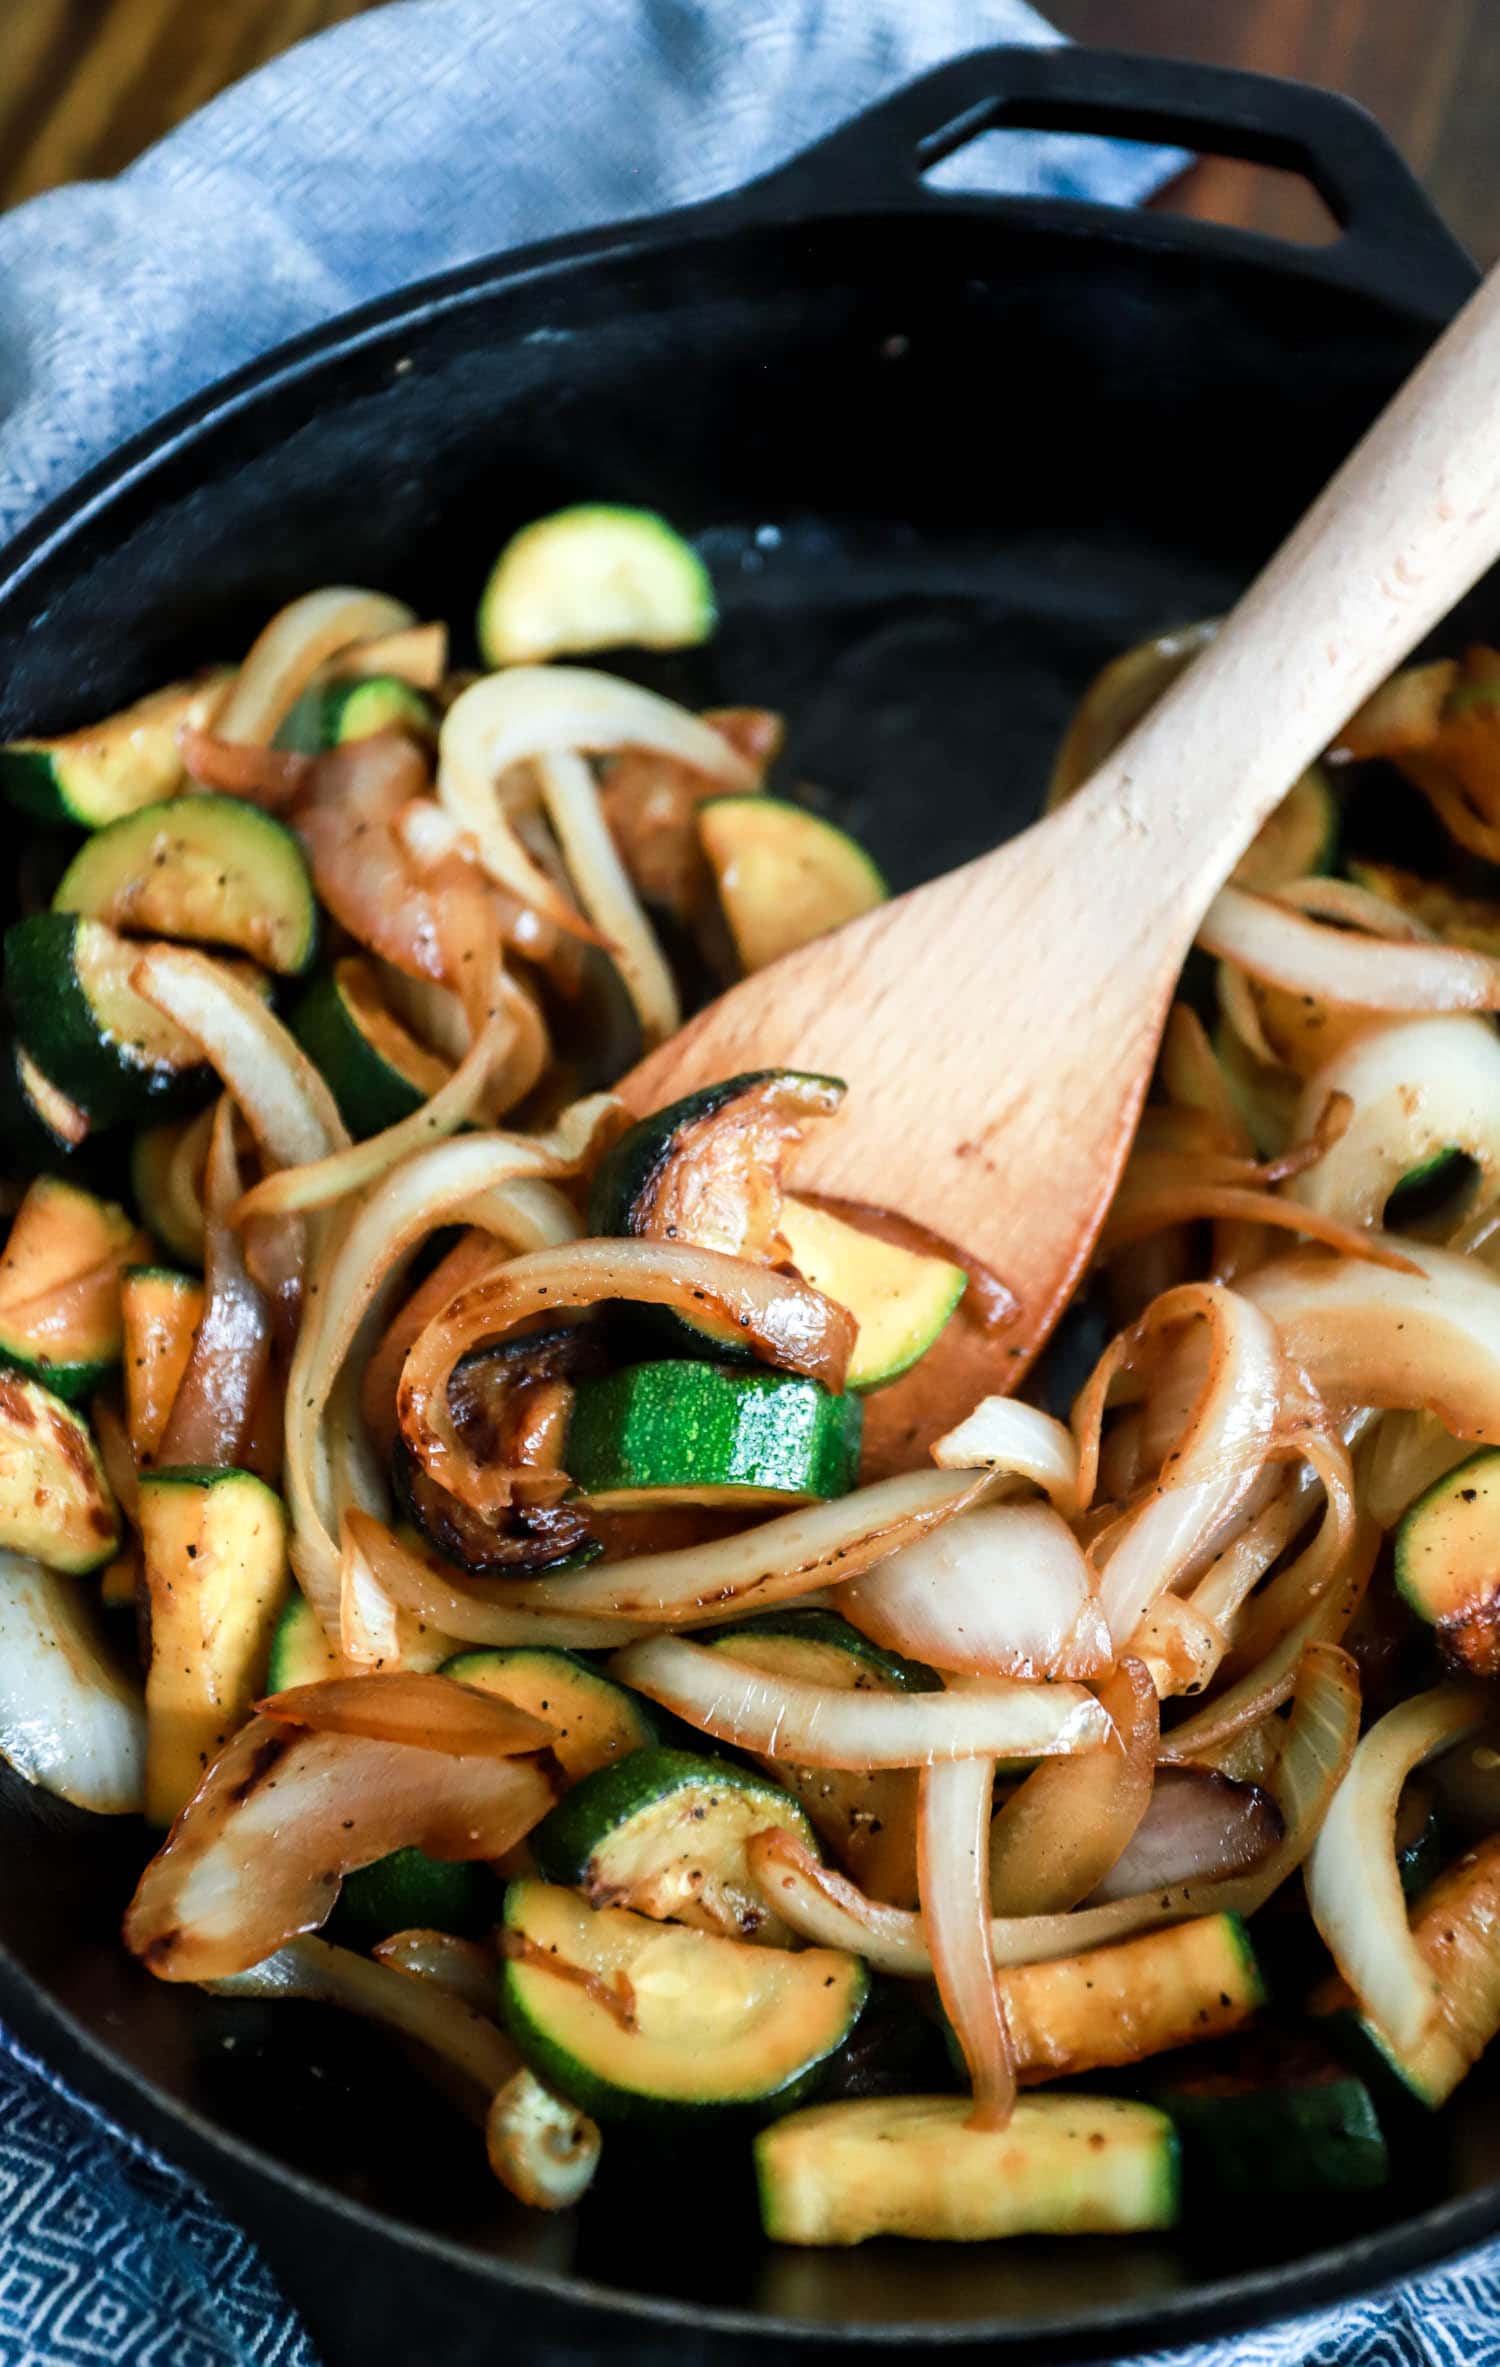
[0,42,1496,2367]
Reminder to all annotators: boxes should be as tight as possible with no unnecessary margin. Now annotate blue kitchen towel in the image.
[0,4,1485,2366]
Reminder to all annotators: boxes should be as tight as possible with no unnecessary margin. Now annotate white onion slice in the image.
[1080,1285,1284,1646]
[348,1512,639,1649]
[1306,1683,1487,2051]
[1361,1409,1472,1528]
[372,1929,498,2014]
[841,1502,1110,1680]
[132,946,347,1171]
[534,751,679,1048]
[499,1469,987,1624]
[1288,1015,1500,1227]
[987,1656,1157,1916]
[1243,1236,1500,1440]
[608,1635,1108,1767]
[124,1717,559,1981]
[930,1397,1082,1517]
[439,668,755,927]
[339,621,448,689]
[919,1756,1014,2128]
[1199,884,1500,1011]
[283,1106,606,1631]
[0,1552,145,1814]
[747,1641,1357,1972]
[214,588,416,744]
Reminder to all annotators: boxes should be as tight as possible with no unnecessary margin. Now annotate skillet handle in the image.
[740,44,1477,321]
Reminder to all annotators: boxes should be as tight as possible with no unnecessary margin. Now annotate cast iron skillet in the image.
[0,43,1495,2367]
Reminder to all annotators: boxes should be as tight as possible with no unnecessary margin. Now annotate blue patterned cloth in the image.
[0,2,1490,2362]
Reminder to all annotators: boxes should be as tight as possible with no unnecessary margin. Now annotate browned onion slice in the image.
[123,1718,559,1980]
[157,1096,270,1470]
[255,1671,554,1757]
[919,1756,1015,2130]
[988,1657,1157,1917]
[1085,1765,1283,1903]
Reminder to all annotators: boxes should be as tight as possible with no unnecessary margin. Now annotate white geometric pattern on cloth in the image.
[0,0,1465,2360]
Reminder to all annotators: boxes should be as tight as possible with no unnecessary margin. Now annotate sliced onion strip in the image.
[919,1756,1015,2129]
[207,1934,519,2096]
[1306,1684,1488,2050]
[842,1502,1111,1680]
[124,1717,560,1981]
[132,947,347,1172]
[1199,883,1500,1011]
[608,1635,1109,1767]
[256,1671,553,1756]
[534,751,679,1047]
[214,588,416,744]
[930,1397,1081,1516]
[347,1512,640,1649]
[157,1096,270,1470]
[0,1551,145,1814]
[747,1642,1358,1972]
[987,1657,1157,1916]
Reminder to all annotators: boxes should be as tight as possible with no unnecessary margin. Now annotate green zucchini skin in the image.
[53,794,317,977]
[565,1360,862,1507]
[5,915,209,1126]
[530,1744,817,1940]
[586,1070,843,1362]
[264,1592,338,1693]
[1394,1447,1500,1673]
[499,1876,866,2126]
[289,966,427,1139]
[330,1846,497,1948]
[699,1608,939,1691]
[277,675,435,755]
[1150,2047,1388,2199]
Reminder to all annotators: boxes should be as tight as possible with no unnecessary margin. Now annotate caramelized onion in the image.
[481,1468,987,1626]
[1199,883,1500,1011]
[747,1643,1358,1972]
[1086,1766,1282,1903]
[346,1512,640,1649]
[534,751,679,1047]
[124,1718,559,1981]
[987,1658,1157,1917]
[919,1756,1015,2129]
[842,1503,1111,1681]
[294,734,451,982]
[179,729,313,805]
[157,1097,270,1470]
[1075,1285,1284,1647]
[372,1928,499,2014]
[1244,1237,1500,1439]
[608,1635,1109,1767]
[255,1671,554,1757]
[398,1239,855,1514]
[1307,1684,1487,2050]
[214,587,415,744]
[930,1397,1081,1516]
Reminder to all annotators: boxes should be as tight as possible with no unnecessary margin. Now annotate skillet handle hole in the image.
[921,128,1341,249]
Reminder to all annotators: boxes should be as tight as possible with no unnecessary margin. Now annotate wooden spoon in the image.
[623,263,1500,1452]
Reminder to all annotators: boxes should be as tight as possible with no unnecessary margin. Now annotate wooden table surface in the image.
[2,0,1496,266]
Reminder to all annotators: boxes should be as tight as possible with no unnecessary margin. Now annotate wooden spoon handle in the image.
[1071,257,1500,911]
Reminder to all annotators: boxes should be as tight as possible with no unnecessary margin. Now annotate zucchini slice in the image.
[0,672,231,828]
[138,1466,290,1822]
[698,796,886,974]
[777,1196,965,1391]
[0,1179,147,1401]
[530,1745,818,1944]
[6,916,227,1125]
[130,1109,212,1266]
[54,794,317,976]
[755,2094,1179,2246]
[1314,1834,1500,2109]
[332,1845,496,1948]
[1395,1448,1500,1673]
[702,1611,936,1908]
[121,1266,205,1463]
[0,1373,117,1572]
[477,505,715,667]
[500,1877,865,2123]
[586,1069,844,1358]
[996,1914,1265,2083]
[276,674,435,755]
[265,1591,339,1693]
[439,1646,657,1783]
[290,956,452,1139]
[565,1361,862,1508]
[1150,2037,1387,2199]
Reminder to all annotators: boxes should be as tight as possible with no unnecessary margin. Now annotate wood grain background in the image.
[1,0,1495,265]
